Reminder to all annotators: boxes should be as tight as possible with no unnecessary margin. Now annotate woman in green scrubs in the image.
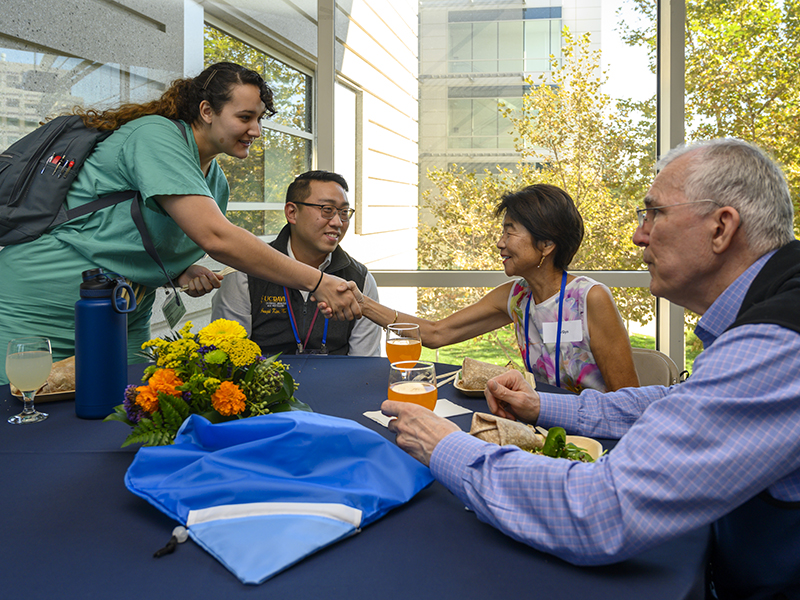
[0,62,360,384]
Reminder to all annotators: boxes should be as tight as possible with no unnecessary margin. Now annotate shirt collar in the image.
[286,237,332,272]
[695,250,777,348]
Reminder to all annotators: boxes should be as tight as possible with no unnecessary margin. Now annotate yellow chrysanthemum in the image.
[217,338,262,367]
[211,381,246,416]
[198,319,248,346]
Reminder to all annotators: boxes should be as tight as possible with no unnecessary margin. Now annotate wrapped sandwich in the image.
[469,412,544,451]
[460,357,535,391]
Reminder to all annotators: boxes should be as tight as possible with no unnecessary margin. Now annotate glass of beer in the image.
[386,323,422,363]
[388,360,437,410]
[6,336,52,424]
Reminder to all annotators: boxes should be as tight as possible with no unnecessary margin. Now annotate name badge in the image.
[542,320,583,344]
[161,290,187,330]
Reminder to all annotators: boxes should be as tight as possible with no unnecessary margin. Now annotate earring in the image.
[537,255,546,268]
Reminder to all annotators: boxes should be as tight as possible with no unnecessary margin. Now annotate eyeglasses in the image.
[635,199,721,228]
[293,201,355,222]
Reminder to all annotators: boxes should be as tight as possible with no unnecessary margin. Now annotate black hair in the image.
[286,170,349,204]
[493,184,584,270]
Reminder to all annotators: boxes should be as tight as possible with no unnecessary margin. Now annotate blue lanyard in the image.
[283,286,328,353]
[524,271,567,388]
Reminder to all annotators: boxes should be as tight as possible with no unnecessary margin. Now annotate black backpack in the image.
[0,114,186,291]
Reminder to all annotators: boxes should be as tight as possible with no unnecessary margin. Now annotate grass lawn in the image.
[419,327,522,368]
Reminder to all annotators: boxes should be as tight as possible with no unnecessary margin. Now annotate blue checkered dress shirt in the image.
[431,250,800,565]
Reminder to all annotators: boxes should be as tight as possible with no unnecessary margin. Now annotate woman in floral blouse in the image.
[355,184,639,392]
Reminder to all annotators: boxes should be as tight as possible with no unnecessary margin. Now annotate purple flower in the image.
[123,385,146,424]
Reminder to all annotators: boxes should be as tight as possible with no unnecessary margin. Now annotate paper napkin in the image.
[363,398,472,428]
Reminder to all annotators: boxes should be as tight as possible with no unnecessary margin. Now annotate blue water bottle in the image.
[74,269,137,419]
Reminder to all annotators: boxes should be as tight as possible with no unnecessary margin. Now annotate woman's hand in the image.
[177,264,223,297]
[311,273,362,321]
[484,370,541,424]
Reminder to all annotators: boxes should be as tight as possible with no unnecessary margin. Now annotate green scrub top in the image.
[0,115,230,382]
[54,115,229,287]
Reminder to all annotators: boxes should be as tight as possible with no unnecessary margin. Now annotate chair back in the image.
[631,348,680,386]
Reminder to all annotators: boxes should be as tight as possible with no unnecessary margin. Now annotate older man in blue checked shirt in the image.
[380,138,800,600]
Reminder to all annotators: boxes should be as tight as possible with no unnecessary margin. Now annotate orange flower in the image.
[149,368,184,396]
[211,381,246,416]
[135,385,160,413]
[135,368,184,414]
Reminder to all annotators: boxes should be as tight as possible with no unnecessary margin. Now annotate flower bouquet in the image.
[105,319,309,447]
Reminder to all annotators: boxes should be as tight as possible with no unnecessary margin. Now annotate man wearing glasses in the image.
[212,170,380,356]
[380,139,800,598]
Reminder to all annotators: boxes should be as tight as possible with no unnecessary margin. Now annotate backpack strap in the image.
[129,192,181,303]
[64,120,191,304]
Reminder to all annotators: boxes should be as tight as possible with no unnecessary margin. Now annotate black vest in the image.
[247,225,369,356]
[711,240,800,600]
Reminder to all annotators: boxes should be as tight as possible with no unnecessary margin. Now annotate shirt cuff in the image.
[430,431,493,500]
[537,391,580,430]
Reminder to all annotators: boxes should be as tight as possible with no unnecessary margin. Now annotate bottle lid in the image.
[80,268,116,295]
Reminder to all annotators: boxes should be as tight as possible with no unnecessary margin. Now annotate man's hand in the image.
[177,264,223,297]
[484,370,541,424]
[312,274,362,320]
[382,400,460,466]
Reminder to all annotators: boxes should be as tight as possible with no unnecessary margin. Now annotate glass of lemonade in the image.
[6,337,52,424]
[388,361,437,411]
[386,323,422,363]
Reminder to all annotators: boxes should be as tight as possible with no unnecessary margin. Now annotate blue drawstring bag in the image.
[125,412,434,584]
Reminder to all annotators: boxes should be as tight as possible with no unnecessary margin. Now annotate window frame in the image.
[204,16,314,237]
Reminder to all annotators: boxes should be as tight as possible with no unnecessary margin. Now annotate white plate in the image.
[565,435,603,461]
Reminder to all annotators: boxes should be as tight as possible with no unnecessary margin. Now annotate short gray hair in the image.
[658,138,794,255]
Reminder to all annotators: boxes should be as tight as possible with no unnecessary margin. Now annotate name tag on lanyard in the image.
[542,320,583,344]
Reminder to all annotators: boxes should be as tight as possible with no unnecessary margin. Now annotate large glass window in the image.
[204,25,312,237]
[0,37,167,149]
[447,8,562,74]
[447,86,526,149]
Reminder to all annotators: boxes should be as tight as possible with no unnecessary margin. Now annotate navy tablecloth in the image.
[0,355,709,599]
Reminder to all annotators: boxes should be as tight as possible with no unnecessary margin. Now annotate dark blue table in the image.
[0,355,709,599]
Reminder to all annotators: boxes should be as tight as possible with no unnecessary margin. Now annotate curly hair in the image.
[73,62,276,131]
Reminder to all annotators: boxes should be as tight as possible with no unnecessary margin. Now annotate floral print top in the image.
[507,275,607,393]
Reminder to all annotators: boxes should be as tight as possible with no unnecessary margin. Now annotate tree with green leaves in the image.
[620,0,800,235]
